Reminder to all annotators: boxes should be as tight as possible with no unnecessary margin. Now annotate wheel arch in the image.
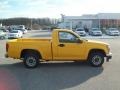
[87,49,106,59]
[20,49,42,59]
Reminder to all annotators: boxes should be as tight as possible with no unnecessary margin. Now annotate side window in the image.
[59,32,78,43]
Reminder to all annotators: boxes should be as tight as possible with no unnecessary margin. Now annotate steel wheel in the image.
[89,52,104,67]
[91,55,102,66]
[26,57,37,67]
[24,54,39,68]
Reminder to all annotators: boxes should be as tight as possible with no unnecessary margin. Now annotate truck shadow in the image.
[0,62,103,90]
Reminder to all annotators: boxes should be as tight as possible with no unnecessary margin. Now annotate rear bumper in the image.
[5,53,20,59]
[106,52,112,61]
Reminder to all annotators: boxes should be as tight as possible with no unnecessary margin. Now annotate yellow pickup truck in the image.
[5,29,112,68]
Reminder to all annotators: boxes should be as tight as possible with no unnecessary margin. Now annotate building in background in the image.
[58,13,120,32]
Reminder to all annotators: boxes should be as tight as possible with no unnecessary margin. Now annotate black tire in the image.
[23,53,39,68]
[88,52,104,67]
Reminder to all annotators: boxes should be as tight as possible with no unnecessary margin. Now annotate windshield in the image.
[109,28,118,31]
[10,31,18,33]
[92,28,100,31]
[16,29,22,30]
[76,29,84,31]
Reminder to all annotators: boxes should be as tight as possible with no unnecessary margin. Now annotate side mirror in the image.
[76,38,83,43]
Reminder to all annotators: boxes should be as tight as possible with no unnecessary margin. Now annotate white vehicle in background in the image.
[10,25,25,30]
[9,25,28,34]
[17,29,28,34]
[8,30,23,39]
[89,28,102,36]
[0,30,6,39]
[22,29,28,34]
[18,25,25,29]
[75,28,86,36]
[106,28,120,36]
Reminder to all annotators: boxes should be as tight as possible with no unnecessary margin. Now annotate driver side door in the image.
[55,31,85,60]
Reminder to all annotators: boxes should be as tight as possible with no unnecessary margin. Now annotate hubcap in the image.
[26,57,37,67]
[92,55,102,65]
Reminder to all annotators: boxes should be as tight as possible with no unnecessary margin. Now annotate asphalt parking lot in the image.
[0,30,120,90]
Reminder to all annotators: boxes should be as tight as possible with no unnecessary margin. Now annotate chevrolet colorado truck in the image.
[5,29,112,68]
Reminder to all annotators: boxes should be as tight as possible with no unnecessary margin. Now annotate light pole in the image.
[0,19,2,27]
[31,19,32,30]
[116,19,118,29]
[99,18,101,30]
[70,20,73,30]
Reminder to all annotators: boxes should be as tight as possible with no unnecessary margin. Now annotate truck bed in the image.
[7,38,52,60]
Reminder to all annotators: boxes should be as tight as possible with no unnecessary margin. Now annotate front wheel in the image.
[88,52,104,67]
[23,54,39,68]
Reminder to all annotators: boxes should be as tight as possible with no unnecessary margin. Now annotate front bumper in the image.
[110,33,119,36]
[106,52,112,62]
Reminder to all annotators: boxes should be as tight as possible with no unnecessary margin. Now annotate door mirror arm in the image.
[76,38,83,43]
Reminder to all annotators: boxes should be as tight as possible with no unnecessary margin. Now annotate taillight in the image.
[6,43,9,52]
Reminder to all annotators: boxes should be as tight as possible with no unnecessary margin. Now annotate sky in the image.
[0,0,120,18]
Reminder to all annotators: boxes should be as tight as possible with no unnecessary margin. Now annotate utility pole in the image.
[31,19,32,30]
[116,19,118,29]
[70,20,73,30]
[0,19,2,27]
[99,18,101,30]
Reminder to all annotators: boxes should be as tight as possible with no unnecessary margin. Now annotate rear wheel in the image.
[88,52,104,67]
[23,54,39,68]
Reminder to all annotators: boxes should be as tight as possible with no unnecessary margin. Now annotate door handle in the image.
[58,44,65,47]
